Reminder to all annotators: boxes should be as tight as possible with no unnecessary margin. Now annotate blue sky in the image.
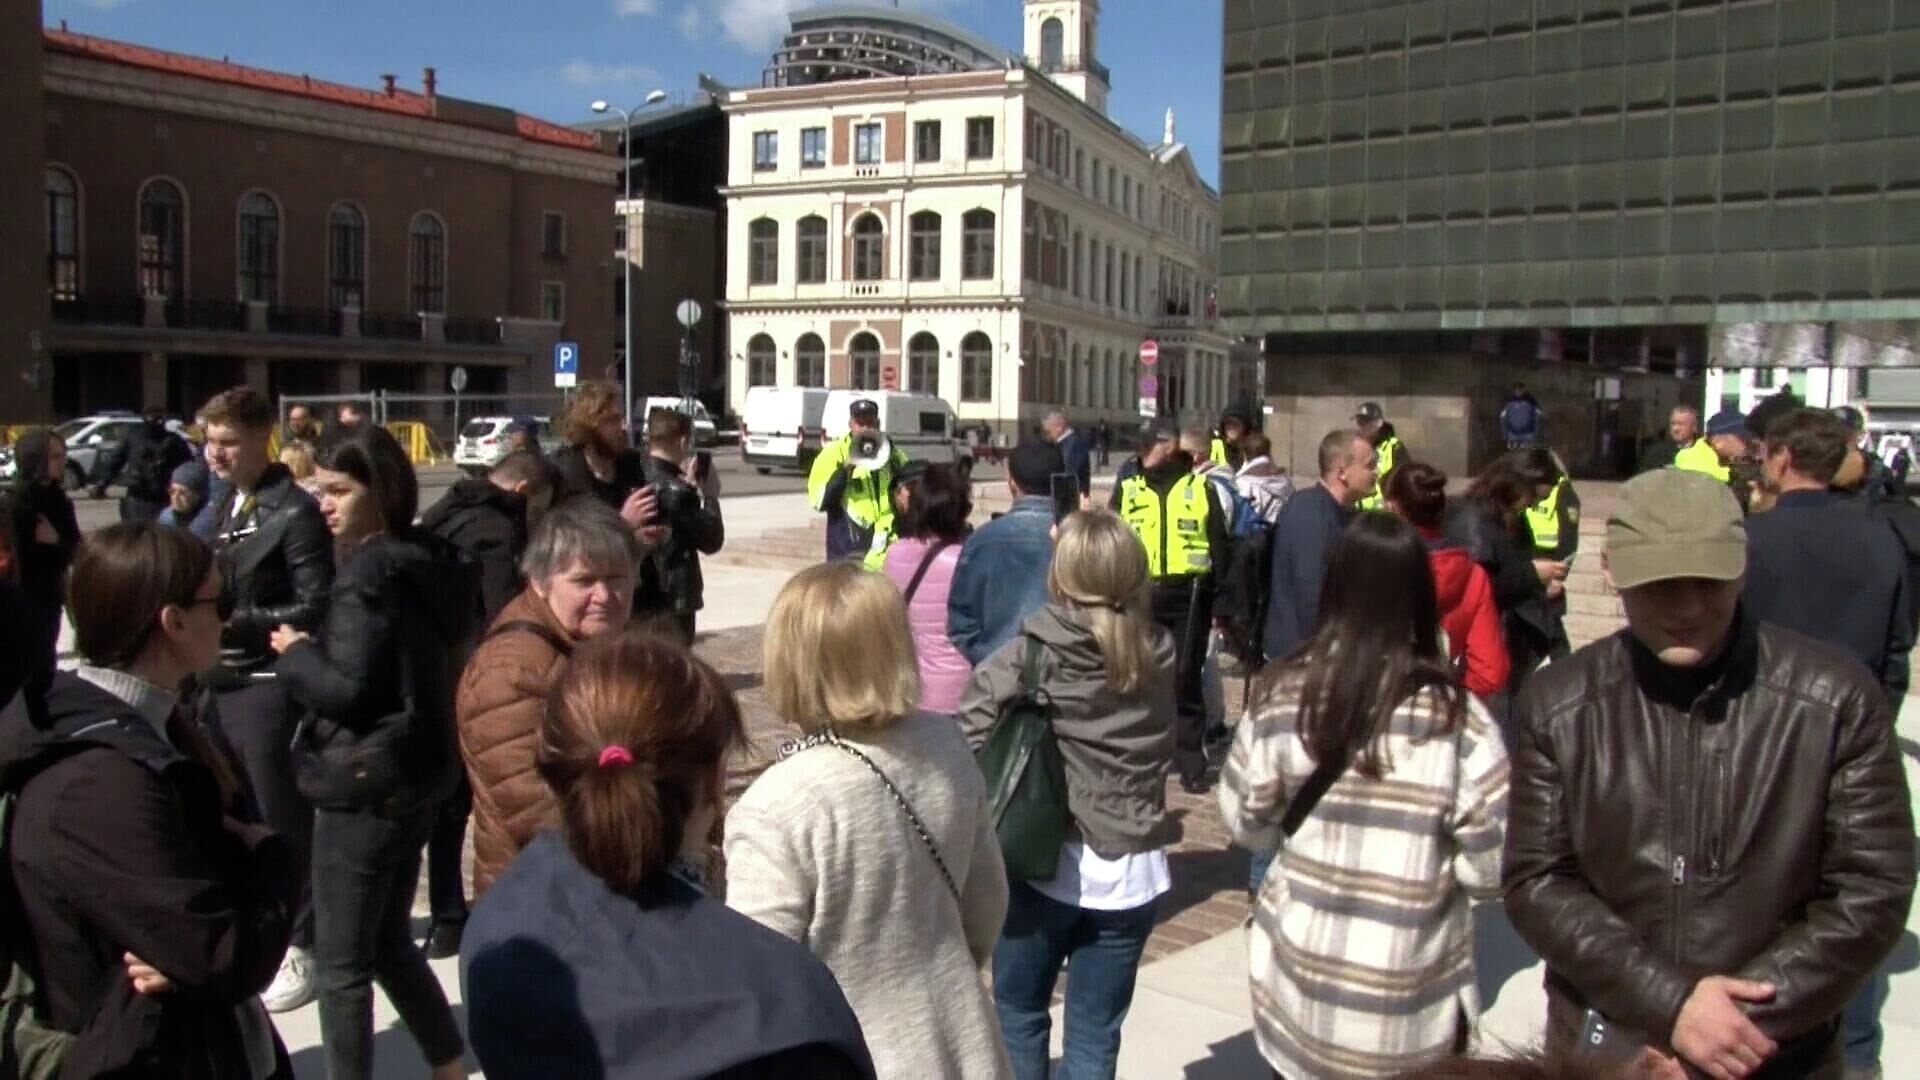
[44,0,1221,185]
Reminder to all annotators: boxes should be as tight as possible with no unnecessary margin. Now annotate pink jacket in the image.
[882,538,972,715]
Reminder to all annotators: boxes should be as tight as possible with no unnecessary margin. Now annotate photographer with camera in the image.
[634,407,725,644]
[808,398,910,569]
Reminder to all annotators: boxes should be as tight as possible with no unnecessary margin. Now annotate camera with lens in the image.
[651,474,698,522]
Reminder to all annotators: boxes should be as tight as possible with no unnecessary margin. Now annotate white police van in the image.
[821,390,969,468]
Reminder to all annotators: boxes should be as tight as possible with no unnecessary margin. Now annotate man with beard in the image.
[549,382,661,608]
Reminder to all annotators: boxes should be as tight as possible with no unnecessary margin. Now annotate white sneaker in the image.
[261,947,315,1014]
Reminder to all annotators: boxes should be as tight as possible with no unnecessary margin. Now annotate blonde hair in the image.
[1049,509,1158,693]
[765,562,920,733]
[278,440,317,481]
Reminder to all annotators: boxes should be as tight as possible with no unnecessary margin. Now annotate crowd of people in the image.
[0,381,1913,1080]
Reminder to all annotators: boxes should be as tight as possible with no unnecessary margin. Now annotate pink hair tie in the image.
[597,746,635,770]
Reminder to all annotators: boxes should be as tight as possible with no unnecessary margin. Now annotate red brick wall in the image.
[0,1,49,422]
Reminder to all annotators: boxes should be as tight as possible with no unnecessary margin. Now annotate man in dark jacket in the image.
[1501,384,1545,450]
[1045,410,1092,499]
[95,408,192,522]
[550,381,663,599]
[950,441,1062,666]
[198,385,334,1013]
[1505,469,1914,1080]
[1636,405,1700,474]
[1262,428,1374,661]
[636,407,725,643]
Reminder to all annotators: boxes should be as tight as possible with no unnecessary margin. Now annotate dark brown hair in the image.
[1385,460,1448,531]
[1241,432,1272,460]
[562,381,623,448]
[1464,449,1559,523]
[199,387,276,433]
[1763,407,1851,484]
[316,424,419,534]
[646,407,692,447]
[490,450,562,499]
[69,522,214,670]
[898,463,973,543]
[537,630,744,894]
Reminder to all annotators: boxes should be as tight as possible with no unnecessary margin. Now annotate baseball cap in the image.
[849,398,880,423]
[1605,469,1746,590]
[1354,401,1385,423]
[1704,410,1750,440]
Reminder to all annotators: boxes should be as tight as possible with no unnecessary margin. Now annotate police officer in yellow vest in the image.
[808,398,911,569]
[1210,408,1252,474]
[1521,449,1582,660]
[1354,401,1406,511]
[1117,422,1232,794]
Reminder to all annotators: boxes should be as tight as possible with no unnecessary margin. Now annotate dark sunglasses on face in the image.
[184,591,236,623]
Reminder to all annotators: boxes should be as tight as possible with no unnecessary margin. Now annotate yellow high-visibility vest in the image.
[1525,477,1566,554]
[1357,435,1403,511]
[1673,439,1729,482]
[806,434,908,569]
[1118,473,1213,578]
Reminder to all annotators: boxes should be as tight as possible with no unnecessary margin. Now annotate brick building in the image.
[26,25,615,422]
[0,1,50,419]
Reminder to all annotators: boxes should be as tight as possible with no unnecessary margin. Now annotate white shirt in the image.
[1030,840,1170,912]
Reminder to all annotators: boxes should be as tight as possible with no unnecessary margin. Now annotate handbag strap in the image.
[901,542,954,605]
[1280,756,1349,839]
[1018,635,1046,696]
[781,732,962,905]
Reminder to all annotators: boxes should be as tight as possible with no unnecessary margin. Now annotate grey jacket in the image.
[957,603,1178,858]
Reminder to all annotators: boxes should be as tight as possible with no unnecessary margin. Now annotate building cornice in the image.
[46,54,615,184]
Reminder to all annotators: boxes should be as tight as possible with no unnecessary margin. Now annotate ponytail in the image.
[1077,598,1157,695]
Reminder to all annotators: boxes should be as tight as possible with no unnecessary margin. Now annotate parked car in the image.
[739,387,831,475]
[0,413,145,489]
[454,416,557,475]
[636,397,719,448]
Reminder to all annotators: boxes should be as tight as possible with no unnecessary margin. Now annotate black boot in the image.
[423,917,465,960]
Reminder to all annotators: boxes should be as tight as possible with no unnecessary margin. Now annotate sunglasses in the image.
[184,591,236,623]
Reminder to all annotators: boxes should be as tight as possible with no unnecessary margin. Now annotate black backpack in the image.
[121,432,179,502]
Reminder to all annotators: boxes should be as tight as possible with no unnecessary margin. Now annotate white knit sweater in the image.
[725,711,1013,1080]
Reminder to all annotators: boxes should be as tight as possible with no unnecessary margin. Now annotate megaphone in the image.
[849,431,893,470]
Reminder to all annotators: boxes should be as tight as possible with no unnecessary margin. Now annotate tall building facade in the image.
[1219,0,1920,474]
[32,27,614,419]
[721,1,1234,436]
[0,0,50,421]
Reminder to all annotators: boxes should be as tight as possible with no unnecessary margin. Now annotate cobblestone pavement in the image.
[694,624,1253,967]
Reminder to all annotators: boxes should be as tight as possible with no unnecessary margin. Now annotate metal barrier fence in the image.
[278,391,573,464]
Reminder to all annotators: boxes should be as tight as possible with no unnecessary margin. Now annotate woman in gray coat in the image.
[957,509,1178,1080]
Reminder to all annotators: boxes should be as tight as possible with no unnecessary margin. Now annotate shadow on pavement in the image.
[1182,1029,1264,1077]
[288,1004,478,1079]
[1473,900,1540,1011]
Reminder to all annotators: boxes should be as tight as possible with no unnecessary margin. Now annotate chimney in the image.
[381,73,396,96]
[423,67,437,98]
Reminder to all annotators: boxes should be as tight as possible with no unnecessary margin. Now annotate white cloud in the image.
[613,0,659,15]
[676,5,702,40]
[710,0,964,53]
[74,0,138,9]
[560,60,663,87]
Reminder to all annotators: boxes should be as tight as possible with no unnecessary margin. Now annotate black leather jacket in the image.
[1504,615,1915,1076]
[639,454,724,616]
[212,464,334,670]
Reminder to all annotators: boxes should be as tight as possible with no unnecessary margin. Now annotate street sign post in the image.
[1137,396,1157,419]
[675,300,703,329]
[450,365,468,435]
[1139,340,1160,367]
[554,342,579,389]
[1138,374,1158,397]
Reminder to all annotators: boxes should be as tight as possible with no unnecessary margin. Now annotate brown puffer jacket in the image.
[456,589,576,896]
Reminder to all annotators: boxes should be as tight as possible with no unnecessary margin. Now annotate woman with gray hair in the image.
[455,497,643,895]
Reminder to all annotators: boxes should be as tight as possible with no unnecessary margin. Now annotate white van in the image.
[740,386,832,474]
[821,390,970,467]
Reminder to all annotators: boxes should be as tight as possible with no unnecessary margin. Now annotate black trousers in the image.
[426,770,470,924]
[1150,577,1213,785]
[207,677,314,948]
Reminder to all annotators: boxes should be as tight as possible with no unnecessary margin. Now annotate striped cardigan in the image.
[1218,675,1510,1079]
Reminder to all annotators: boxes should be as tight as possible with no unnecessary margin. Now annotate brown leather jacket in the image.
[456,589,576,896]
[1503,615,1914,1077]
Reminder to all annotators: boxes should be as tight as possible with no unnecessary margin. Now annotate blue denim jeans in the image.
[1248,849,1275,896]
[1843,964,1889,1069]
[993,882,1159,1080]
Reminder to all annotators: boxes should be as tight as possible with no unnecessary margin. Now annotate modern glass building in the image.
[1217,0,1920,373]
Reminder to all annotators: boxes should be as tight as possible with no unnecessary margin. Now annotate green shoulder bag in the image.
[976,637,1071,881]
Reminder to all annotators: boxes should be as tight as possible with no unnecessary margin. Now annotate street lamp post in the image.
[591,90,667,446]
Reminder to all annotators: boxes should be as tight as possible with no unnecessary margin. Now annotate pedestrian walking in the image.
[457,498,642,897]
[728,563,1011,1080]
[1500,384,1545,450]
[198,386,333,1014]
[0,523,299,1077]
[462,631,876,1080]
[8,428,80,681]
[948,442,1062,665]
[270,426,469,1080]
[959,509,1177,1080]
[1504,469,1915,1079]
[1220,511,1510,1080]
[93,407,193,522]
[1093,420,1111,469]
[1045,411,1093,500]
[882,463,974,716]
[1387,462,1511,699]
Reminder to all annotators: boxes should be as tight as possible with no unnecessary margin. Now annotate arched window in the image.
[962,209,995,280]
[850,213,884,281]
[238,191,280,303]
[137,178,185,299]
[328,203,367,309]
[1040,17,1064,68]
[961,332,993,403]
[796,215,828,284]
[909,211,941,282]
[795,333,826,388]
[849,332,882,390]
[409,212,446,313]
[748,218,779,285]
[908,332,939,394]
[46,167,79,299]
[747,333,777,387]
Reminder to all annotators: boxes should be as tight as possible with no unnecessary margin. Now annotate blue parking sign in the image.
[554,341,579,388]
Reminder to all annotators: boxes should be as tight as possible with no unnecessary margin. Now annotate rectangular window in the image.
[966,117,994,159]
[753,131,778,172]
[796,218,827,284]
[801,127,827,168]
[748,220,779,285]
[542,211,566,257]
[962,210,996,280]
[541,281,564,323]
[910,213,942,281]
[855,123,882,165]
[914,120,941,163]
